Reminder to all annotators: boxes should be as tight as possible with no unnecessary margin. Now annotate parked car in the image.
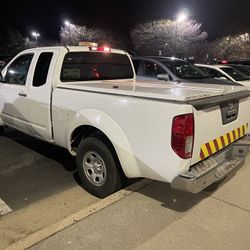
[218,59,250,66]
[195,64,250,87]
[132,56,239,85]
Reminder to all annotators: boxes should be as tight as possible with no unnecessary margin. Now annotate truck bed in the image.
[57,79,249,103]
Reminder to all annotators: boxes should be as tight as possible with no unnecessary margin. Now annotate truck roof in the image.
[21,46,127,55]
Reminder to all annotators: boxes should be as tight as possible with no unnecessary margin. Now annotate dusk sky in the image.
[1,0,250,41]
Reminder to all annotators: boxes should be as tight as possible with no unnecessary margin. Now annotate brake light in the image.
[171,114,194,159]
[221,60,228,64]
[89,47,111,53]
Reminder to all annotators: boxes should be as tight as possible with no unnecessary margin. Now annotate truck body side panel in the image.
[52,88,193,182]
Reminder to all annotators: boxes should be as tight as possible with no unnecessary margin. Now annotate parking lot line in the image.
[0,198,12,215]
[5,179,153,250]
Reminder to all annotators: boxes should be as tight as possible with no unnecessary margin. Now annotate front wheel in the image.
[76,136,125,198]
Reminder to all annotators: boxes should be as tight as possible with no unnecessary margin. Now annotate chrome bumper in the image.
[171,135,250,193]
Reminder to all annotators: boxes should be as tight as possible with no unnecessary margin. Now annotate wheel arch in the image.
[66,109,140,178]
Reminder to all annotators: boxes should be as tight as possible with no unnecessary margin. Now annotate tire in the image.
[76,136,125,198]
[0,126,4,135]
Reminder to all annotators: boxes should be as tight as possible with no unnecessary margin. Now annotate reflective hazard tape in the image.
[200,124,248,160]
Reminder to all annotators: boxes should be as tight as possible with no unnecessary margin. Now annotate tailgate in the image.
[191,91,250,165]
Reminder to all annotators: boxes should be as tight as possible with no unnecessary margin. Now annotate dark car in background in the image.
[218,59,250,66]
[132,56,239,85]
[0,55,13,70]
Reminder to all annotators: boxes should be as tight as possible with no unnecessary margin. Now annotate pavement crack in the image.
[211,195,250,214]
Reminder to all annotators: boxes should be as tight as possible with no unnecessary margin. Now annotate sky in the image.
[1,0,250,42]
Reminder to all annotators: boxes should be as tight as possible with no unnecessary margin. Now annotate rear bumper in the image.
[171,135,250,193]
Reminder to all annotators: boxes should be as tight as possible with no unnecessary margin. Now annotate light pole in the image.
[174,13,187,56]
[64,20,71,45]
[32,32,40,46]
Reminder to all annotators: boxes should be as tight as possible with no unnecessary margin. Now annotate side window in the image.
[201,68,217,77]
[143,62,165,77]
[144,62,155,77]
[5,54,33,85]
[33,52,53,87]
[156,65,165,75]
[132,59,140,74]
[216,71,227,78]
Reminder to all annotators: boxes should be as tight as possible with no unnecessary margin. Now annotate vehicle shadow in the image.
[3,128,76,172]
[133,180,208,212]
[132,168,239,213]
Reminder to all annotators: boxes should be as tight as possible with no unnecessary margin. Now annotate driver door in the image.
[0,53,34,132]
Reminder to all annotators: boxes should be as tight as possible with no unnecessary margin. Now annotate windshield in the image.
[61,52,133,82]
[231,65,250,77]
[220,67,250,81]
[161,60,210,79]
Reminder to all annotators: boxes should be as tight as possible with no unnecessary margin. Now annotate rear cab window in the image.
[60,52,134,82]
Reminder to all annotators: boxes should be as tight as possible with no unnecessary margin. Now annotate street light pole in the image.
[64,20,71,45]
[32,32,40,46]
[174,22,178,56]
[174,13,187,57]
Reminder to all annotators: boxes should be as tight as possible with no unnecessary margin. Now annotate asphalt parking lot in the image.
[0,128,99,249]
[1,128,250,250]
[31,159,250,250]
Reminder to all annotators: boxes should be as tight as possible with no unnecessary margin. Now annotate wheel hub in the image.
[82,151,107,186]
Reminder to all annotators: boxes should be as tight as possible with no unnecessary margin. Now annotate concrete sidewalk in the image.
[29,158,250,250]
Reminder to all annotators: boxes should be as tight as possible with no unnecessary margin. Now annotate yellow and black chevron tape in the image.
[200,123,248,160]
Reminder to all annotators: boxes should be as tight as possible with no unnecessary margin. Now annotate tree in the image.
[211,33,250,59]
[60,24,87,46]
[59,24,124,48]
[130,19,207,57]
[0,26,25,55]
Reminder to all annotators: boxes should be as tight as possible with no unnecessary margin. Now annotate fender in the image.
[65,108,141,178]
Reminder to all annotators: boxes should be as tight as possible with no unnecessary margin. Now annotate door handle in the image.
[18,92,27,97]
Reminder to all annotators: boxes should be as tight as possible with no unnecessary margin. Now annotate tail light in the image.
[171,114,194,159]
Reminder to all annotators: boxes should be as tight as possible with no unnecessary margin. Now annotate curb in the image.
[6,179,153,250]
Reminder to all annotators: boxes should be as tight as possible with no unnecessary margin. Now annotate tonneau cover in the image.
[58,79,250,107]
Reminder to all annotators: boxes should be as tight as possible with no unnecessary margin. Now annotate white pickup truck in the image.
[0,45,250,198]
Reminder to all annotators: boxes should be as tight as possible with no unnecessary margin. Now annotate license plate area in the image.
[220,100,239,125]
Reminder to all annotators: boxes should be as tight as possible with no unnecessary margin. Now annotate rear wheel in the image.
[76,136,125,198]
[0,126,4,135]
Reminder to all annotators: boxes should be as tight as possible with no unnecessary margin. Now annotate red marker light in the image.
[221,60,228,64]
[89,47,111,53]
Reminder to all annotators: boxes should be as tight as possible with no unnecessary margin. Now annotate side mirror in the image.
[157,74,170,81]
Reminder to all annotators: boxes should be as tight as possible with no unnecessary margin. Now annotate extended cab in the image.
[0,46,250,198]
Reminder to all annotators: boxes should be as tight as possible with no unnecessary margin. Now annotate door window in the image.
[33,52,53,87]
[132,59,140,74]
[200,67,228,79]
[143,61,165,78]
[4,54,33,85]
